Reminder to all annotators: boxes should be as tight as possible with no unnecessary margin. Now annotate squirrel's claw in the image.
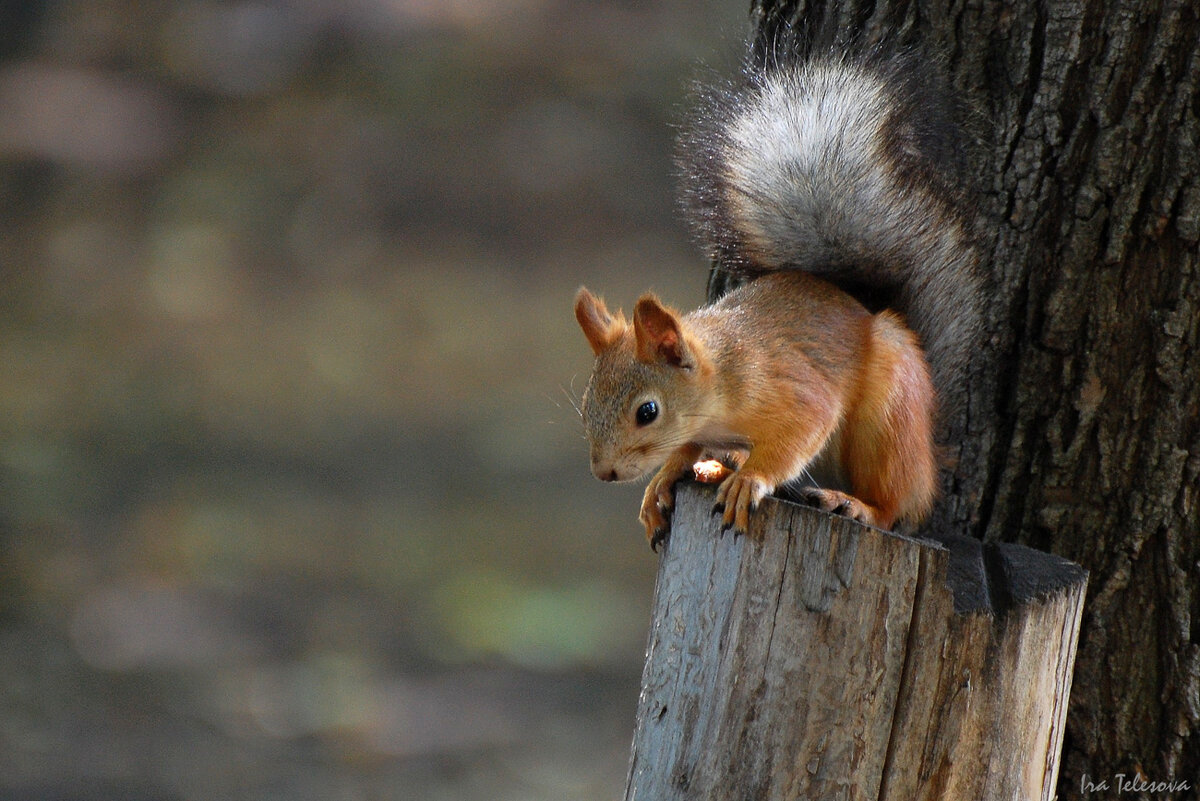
[715,471,770,534]
[640,491,672,550]
[649,527,669,552]
[641,509,670,549]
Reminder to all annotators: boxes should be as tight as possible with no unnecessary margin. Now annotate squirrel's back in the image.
[679,51,981,411]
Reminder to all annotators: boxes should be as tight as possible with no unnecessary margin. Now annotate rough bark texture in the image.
[731,0,1200,792]
[623,485,1087,801]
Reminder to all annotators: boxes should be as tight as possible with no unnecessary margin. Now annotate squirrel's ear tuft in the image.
[575,287,625,355]
[633,295,691,368]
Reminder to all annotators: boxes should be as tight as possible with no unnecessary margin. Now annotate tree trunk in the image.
[735,0,1200,791]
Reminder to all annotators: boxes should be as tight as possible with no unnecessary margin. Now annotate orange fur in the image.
[575,271,939,545]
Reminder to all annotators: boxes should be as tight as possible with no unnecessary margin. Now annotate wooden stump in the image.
[623,482,1087,801]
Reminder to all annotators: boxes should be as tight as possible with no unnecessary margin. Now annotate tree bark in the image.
[734,0,1200,791]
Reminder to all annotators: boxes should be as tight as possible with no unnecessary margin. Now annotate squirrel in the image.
[574,49,981,550]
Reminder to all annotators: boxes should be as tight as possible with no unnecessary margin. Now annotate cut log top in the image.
[927,531,1087,615]
[624,482,1088,801]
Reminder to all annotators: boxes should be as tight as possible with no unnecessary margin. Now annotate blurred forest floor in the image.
[0,1,741,799]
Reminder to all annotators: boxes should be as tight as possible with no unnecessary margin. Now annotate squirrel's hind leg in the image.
[795,487,890,528]
[836,310,939,528]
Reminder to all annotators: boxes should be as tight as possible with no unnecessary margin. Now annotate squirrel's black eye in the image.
[636,401,659,426]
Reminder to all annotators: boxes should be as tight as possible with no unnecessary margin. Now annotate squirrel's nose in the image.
[592,461,619,482]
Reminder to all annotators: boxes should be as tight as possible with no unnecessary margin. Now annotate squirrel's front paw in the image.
[640,478,676,551]
[714,471,771,533]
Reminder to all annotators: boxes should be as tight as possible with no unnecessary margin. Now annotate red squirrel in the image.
[575,54,980,549]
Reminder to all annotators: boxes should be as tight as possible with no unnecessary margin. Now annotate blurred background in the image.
[0,1,747,799]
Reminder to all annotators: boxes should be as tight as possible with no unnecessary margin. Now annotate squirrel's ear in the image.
[575,287,624,355]
[633,295,692,368]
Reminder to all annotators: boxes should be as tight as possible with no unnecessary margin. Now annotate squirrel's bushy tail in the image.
[679,52,981,409]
